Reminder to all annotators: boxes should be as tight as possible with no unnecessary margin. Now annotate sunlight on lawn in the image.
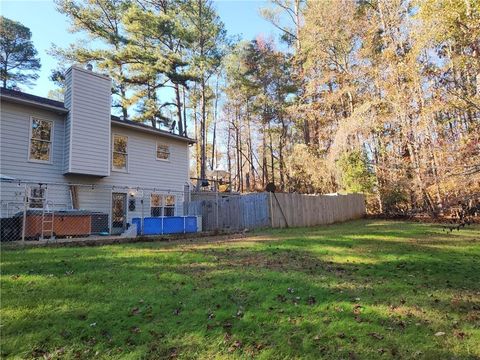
[1,220,479,359]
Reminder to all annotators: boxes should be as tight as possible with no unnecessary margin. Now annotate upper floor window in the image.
[156,143,170,161]
[112,134,128,171]
[29,118,53,162]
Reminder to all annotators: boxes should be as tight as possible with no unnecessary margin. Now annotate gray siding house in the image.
[0,65,194,236]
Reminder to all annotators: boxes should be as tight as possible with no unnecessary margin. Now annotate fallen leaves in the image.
[453,330,468,340]
[131,307,141,316]
[228,340,242,353]
[352,304,362,315]
[368,332,384,340]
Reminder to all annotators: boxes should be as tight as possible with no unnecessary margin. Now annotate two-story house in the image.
[0,65,194,238]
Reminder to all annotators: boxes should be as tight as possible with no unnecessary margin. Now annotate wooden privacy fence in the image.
[269,193,365,228]
[186,192,365,231]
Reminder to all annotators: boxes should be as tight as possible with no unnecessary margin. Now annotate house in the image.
[0,65,195,238]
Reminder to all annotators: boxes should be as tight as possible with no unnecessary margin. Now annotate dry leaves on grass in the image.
[368,332,384,340]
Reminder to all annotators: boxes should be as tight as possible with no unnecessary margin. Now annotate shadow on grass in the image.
[1,220,479,359]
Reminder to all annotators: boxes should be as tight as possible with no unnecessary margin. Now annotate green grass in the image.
[1,220,480,359]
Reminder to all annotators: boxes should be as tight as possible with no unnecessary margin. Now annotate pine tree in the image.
[53,0,131,119]
[0,16,41,88]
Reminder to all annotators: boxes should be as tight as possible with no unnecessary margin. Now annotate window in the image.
[150,193,162,217]
[156,143,170,160]
[29,187,45,209]
[112,135,128,171]
[164,195,175,216]
[29,118,53,162]
[150,194,176,216]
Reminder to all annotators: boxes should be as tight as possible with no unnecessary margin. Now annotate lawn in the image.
[1,220,480,359]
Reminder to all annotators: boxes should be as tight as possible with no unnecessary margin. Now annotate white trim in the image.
[27,116,54,164]
[68,68,74,173]
[27,185,46,209]
[1,95,67,113]
[111,191,128,234]
[111,119,195,144]
[155,142,171,162]
[150,192,163,217]
[111,133,129,173]
[149,192,176,217]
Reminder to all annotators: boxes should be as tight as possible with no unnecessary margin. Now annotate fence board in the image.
[187,192,365,231]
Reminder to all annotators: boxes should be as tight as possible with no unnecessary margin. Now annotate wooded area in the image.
[219,0,480,217]
[25,0,480,216]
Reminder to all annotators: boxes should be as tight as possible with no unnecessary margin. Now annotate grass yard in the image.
[1,220,480,359]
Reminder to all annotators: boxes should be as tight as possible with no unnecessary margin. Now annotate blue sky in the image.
[1,0,280,98]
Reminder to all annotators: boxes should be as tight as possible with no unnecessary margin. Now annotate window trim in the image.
[112,133,129,173]
[150,192,163,217]
[150,193,176,217]
[28,116,54,164]
[155,142,170,162]
[164,194,176,216]
[28,186,46,209]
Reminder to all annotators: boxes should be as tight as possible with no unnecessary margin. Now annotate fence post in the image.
[141,194,144,236]
[269,192,274,228]
[183,183,190,216]
[216,191,219,230]
[21,184,27,243]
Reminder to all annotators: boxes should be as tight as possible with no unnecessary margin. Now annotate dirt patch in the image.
[178,247,350,277]
[1,231,254,250]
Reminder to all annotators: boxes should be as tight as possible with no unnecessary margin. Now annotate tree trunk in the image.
[210,76,219,170]
[200,77,207,180]
[175,83,183,136]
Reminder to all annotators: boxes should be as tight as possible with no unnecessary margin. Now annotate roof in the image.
[0,87,196,144]
[111,116,196,144]
[1,87,67,113]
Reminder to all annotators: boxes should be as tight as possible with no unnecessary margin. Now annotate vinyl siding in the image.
[1,101,190,223]
[0,102,68,217]
[63,75,72,173]
[64,66,111,176]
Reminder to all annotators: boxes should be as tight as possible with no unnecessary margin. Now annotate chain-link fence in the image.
[0,179,196,242]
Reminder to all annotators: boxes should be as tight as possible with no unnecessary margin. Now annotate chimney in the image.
[63,65,112,176]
